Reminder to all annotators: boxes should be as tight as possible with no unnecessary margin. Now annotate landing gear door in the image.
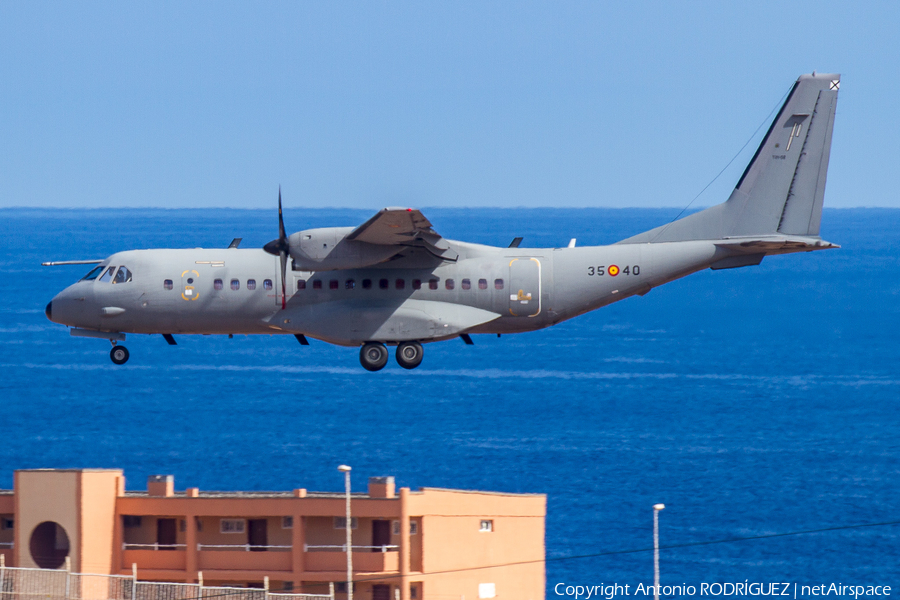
[508,258,541,317]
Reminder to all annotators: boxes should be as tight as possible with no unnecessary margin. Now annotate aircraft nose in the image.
[45,301,53,321]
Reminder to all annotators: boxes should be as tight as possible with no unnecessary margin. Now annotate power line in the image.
[324,517,900,587]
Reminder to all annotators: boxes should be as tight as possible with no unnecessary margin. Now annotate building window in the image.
[164,280,173,290]
[297,279,306,291]
[282,516,293,529]
[428,279,439,290]
[395,279,405,290]
[410,521,418,535]
[494,279,504,290]
[478,583,496,599]
[392,521,400,536]
[231,279,240,291]
[329,279,339,290]
[479,519,493,532]
[247,279,257,291]
[1,517,13,530]
[281,583,293,592]
[333,517,358,530]
[220,519,246,534]
[412,279,421,290]
[335,583,356,593]
[263,279,273,290]
[410,585,419,599]
[462,278,471,290]
[214,279,223,291]
[479,278,488,290]
[312,280,322,290]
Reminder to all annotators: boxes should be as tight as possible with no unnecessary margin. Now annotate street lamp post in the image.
[338,465,353,600]
[653,504,665,600]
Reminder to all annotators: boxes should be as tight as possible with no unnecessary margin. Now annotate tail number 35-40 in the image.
[588,265,640,277]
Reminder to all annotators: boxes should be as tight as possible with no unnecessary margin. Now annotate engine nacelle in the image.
[287,227,400,271]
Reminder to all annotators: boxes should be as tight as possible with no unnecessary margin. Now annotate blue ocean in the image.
[1,208,898,593]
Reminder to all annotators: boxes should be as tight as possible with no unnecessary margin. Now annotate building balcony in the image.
[122,547,187,571]
[0,543,13,565]
[303,545,398,573]
[197,544,292,572]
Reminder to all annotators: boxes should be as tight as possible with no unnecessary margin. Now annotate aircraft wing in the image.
[347,208,457,261]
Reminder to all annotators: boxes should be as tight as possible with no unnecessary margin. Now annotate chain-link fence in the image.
[0,563,331,600]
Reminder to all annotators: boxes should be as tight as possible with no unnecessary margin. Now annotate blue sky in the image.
[0,1,897,209]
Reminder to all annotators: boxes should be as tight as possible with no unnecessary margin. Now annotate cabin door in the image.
[508,258,541,317]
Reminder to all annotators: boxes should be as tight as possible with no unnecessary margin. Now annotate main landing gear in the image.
[109,343,130,365]
[359,341,424,371]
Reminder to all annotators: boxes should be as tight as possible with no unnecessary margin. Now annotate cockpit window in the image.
[113,266,132,284]
[81,266,103,281]
[99,266,116,283]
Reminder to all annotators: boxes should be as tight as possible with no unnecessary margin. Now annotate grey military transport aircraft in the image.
[45,73,841,371]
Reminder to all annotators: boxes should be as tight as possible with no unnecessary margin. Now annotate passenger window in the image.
[429,279,439,290]
[247,279,257,290]
[264,279,273,290]
[461,279,471,290]
[81,266,103,281]
[99,266,116,283]
[395,279,405,290]
[164,279,173,290]
[329,280,339,290]
[494,279,504,290]
[479,279,488,290]
[312,280,323,290]
[113,266,132,284]
[346,279,355,290]
[231,279,240,290]
[412,279,422,290]
[445,279,455,290]
[362,279,372,289]
[297,280,306,291]
[214,279,223,291]
[379,279,389,290]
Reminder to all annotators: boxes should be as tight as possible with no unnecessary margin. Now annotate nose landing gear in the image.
[109,343,130,365]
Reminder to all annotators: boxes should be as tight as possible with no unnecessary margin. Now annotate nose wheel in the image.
[396,342,424,369]
[359,342,389,371]
[110,345,130,365]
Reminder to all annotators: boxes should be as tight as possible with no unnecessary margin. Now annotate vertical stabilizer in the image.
[619,73,840,243]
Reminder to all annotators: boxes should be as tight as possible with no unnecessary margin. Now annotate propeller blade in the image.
[263,186,290,257]
[262,186,290,310]
[278,186,286,242]
[279,251,287,310]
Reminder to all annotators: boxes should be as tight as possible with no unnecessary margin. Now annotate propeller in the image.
[263,187,289,309]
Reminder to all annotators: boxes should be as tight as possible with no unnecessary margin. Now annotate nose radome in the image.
[45,301,53,321]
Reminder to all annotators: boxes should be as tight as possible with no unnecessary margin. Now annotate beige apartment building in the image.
[0,469,545,600]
